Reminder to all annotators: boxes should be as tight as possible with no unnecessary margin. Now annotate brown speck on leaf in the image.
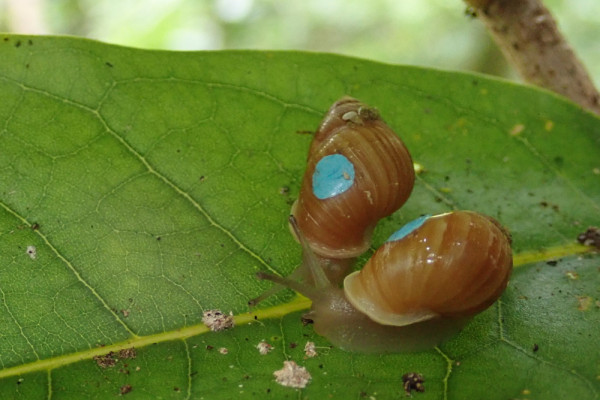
[120,384,132,395]
[31,223,39,230]
[533,344,539,352]
[301,315,314,325]
[577,296,593,311]
[121,309,130,317]
[202,309,235,332]
[218,347,228,355]
[273,361,311,389]
[402,372,425,396]
[577,226,600,248]
[289,342,297,349]
[119,347,136,359]
[279,186,290,195]
[93,352,117,368]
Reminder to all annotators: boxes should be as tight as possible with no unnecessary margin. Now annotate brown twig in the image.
[465,0,600,115]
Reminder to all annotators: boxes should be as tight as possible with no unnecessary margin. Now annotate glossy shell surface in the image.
[344,211,513,326]
[292,97,415,258]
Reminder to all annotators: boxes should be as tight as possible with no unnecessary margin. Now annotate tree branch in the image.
[465,0,600,115]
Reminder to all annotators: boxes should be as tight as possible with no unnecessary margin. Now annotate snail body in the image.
[292,96,415,259]
[258,211,513,353]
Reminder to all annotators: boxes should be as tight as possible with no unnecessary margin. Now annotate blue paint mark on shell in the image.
[387,215,431,242]
[312,154,355,200]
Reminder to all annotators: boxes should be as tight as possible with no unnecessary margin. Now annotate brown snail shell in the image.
[256,211,513,353]
[249,97,415,307]
[292,96,415,259]
[344,211,513,327]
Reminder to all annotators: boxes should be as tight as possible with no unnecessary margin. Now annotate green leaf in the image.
[1,35,599,399]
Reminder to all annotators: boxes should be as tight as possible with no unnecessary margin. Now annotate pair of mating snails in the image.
[250,97,513,353]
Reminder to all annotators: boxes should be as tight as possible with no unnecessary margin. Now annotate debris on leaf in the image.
[119,347,137,359]
[26,245,37,259]
[577,296,593,311]
[256,341,273,355]
[93,352,117,368]
[273,361,311,389]
[218,347,229,355]
[577,227,600,248]
[402,372,425,396]
[565,270,579,280]
[202,309,235,332]
[304,342,317,358]
[120,384,132,395]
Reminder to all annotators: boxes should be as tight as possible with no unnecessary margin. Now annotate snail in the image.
[248,97,415,307]
[257,211,513,353]
[292,96,415,259]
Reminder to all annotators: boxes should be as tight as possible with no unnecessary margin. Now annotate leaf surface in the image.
[0,36,599,399]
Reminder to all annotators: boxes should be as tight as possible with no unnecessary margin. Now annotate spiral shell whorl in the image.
[343,211,513,326]
[292,97,415,258]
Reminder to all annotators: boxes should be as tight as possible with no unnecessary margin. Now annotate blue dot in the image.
[387,215,431,242]
[312,154,355,200]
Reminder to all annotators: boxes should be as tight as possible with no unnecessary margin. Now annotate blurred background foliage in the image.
[1,0,599,86]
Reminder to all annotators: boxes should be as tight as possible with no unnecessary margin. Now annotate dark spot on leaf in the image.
[546,260,558,266]
[533,344,539,352]
[402,372,425,395]
[15,40,21,48]
[289,342,297,349]
[279,186,290,195]
[28,40,33,45]
[577,226,600,248]
[120,384,132,395]
[3,37,9,42]
[156,236,161,241]
[105,61,113,67]
[553,156,564,166]
[199,175,205,182]
[206,345,214,350]
[174,387,180,392]
[31,223,39,230]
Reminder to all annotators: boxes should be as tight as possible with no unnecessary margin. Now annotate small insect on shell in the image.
[344,211,513,327]
[292,96,415,259]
